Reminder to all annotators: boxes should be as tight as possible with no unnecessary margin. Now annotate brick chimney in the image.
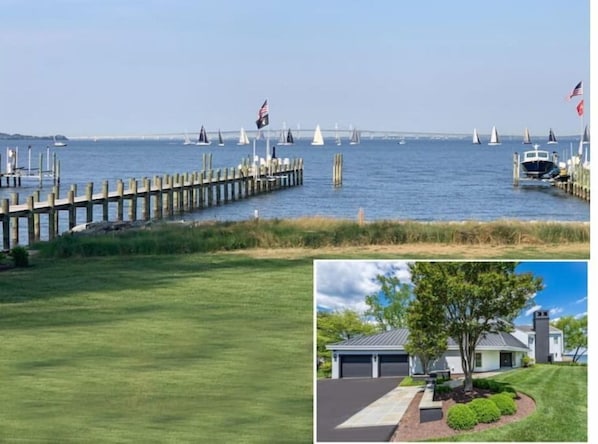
[533,310,550,363]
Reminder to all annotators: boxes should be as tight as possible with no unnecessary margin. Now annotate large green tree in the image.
[409,262,543,392]
[552,315,587,363]
[365,274,412,330]
[317,310,377,375]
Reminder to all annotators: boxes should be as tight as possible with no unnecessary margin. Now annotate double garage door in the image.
[340,354,409,378]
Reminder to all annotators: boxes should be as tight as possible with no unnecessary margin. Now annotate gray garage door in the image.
[340,355,372,378]
[378,354,409,377]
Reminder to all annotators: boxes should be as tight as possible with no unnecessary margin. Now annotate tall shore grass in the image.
[33,218,590,258]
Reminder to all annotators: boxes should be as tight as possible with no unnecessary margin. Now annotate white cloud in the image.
[575,312,587,319]
[575,296,588,304]
[314,260,411,313]
[549,307,563,316]
[525,304,542,317]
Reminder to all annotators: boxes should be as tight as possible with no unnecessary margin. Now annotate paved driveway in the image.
[317,377,402,442]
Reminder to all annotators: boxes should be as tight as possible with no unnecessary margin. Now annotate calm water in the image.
[0,136,590,240]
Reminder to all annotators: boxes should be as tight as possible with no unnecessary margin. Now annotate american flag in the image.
[568,81,583,100]
[576,100,584,117]
[256,100,269,129]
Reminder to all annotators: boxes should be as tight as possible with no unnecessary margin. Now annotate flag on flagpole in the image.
[256,100,269,129]
[576,100,584,117]
[568,81,583,100]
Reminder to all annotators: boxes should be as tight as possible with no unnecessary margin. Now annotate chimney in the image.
[533,310,550,363]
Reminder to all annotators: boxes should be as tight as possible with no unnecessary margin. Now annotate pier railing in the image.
[0,158,304,250]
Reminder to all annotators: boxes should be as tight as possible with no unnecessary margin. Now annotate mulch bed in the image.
[392,387,536,442]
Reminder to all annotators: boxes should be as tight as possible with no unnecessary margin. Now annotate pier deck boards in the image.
[0,158,304,250]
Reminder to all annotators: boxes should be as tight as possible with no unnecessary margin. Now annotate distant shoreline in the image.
[0,133,68,141]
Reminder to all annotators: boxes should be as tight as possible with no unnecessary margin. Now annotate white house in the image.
[326,310,562,379]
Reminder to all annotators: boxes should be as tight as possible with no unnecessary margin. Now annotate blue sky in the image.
[0,0,591,137]
[314,261,588,326]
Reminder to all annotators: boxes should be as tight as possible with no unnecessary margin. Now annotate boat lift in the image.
[0,145,60,188]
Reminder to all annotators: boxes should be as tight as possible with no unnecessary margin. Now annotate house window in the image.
[475,352,482,368]
[554,335,559,344]
[528,336,534,346]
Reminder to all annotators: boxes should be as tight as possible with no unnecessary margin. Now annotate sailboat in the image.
[53,135,67,147]
[334,123,341,146]
[349,128,360,145]
[582,125,590,144]
[472,128,481,145]
[196,126,211,145]
[311,124,324,146]
[183,132,193,145]
[547,128,558,145]
[488,126,501,146]
[523,128,532,144]
[285,128,294,145]
[217,129,224,146]
[237,127,250,145]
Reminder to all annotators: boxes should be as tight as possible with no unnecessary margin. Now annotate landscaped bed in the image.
[392,386,536,441]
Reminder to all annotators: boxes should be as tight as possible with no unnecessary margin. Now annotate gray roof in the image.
[516,325,562,333]
[328,328,527,351]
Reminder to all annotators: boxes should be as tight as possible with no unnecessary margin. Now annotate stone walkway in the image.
[336,386,421,429]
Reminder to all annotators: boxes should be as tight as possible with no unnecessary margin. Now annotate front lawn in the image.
[437,364,587,442]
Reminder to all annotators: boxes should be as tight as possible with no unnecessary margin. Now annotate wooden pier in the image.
[0,146,61,188]
[0,158,304,250]
[512,152,590,202]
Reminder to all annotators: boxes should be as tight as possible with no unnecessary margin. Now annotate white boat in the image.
[311,124,324,146]
[523,128,532,145]
[398,138,406,145]
[349,128,360,145]
[183,132,193,145]
[217,129,224,146]
[53,135,67,147]
[196,126,211,145]
[237,127,250,145]
[547,128,558,145]
[472,128,481,144]
[334,123,341,146]
[488,126,501,146]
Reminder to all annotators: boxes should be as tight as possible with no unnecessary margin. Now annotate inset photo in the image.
[314,260,587,443]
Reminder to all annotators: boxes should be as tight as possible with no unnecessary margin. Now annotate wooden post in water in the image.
[142,177,150,220]
[129,179,138,221]
[33,190,40,242]
[513,152,520,187]
[155,176,163,220]
[333,153,343,186]
[27,195,35,245]
[116,179,124,221]
[102,181,109,221]
[68,189,76,229]
[86,183,94,223]
[1,199,9,250]
[10,193,19,246]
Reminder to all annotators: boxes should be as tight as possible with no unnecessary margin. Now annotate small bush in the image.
[501,390,517,399]
[434,384,452,395]
[489,393,517,415]
[447,404,478,430]
[472,378,490,389]
[9,246,29,267]
[468,398,501,423]
[522,355,535,367]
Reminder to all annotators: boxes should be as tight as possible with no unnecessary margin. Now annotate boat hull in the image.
[521,160,557,178]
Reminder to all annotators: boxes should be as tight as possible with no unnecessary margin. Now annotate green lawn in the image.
[437,364,587,442]
[0,254,313,443]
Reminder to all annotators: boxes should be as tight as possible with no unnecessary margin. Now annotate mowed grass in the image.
[0,254,313,443]
[437,364,587,442]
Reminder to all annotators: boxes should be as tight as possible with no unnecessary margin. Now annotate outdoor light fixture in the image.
[373,354,378,362]
[333,353,337,362]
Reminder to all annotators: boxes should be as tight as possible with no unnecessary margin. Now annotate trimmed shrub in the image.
[501,390,518,399]
[489,393,517,415]
[468,398,501,423]
[9,246,29,267]
[447,404,478,430]
[434,384,452,395]
[472,378,490,389]
[522,355,535,367]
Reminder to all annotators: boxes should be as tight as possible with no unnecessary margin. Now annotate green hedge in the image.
[447,404,478,430]
[489,393,517,415]
[468,398,501,423]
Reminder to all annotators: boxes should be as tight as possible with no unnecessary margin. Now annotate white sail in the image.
[218,129,224,146]
[183,131,193,145]
[488,126,501,146]
[472,128,481,144]
[523,128,532,144]
[311,124,324,146]
[349,128,360,145]
[237,127,250,145]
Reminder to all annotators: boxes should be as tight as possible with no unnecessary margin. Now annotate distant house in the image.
[326,310,562,379]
